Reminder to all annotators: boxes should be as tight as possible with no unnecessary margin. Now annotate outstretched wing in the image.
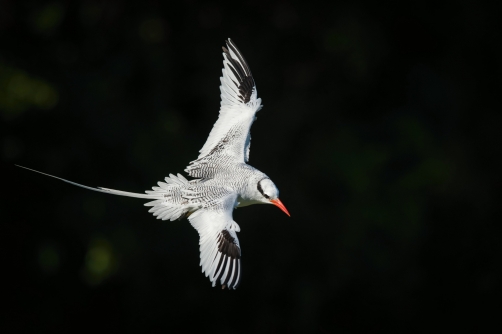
[188,192,242,289]
[185,38,262,179]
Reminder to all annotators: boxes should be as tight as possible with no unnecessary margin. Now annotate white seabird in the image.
[18,39,290,290]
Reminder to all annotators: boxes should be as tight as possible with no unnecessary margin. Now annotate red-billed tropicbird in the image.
[17,39,290,290]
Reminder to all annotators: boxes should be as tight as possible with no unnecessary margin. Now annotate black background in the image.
[2,0,499,333]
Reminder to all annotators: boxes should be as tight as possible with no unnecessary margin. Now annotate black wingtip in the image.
[221,39,255,104]
[222,38,232,53]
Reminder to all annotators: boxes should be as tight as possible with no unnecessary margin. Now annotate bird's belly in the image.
[236,196,261,208]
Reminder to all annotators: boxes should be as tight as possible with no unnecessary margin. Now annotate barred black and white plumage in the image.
[17,38,290,290]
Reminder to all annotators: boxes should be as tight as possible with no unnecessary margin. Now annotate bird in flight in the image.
[18,38,290,290]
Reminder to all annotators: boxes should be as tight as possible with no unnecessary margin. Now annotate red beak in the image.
[270,198,290,217]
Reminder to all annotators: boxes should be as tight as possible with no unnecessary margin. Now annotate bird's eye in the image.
[257,180,270,199]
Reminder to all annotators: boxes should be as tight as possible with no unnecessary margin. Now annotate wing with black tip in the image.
[185,39,262,178]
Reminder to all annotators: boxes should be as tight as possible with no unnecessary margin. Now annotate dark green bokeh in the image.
[2,1,499,333]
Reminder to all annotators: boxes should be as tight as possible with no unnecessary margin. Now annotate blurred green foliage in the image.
[38,242,60,275]
[0,64,58,118]
[30,3,65,35]
[83,236,118,286]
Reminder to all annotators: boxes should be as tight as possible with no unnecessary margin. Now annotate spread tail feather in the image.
[15,165,156,199]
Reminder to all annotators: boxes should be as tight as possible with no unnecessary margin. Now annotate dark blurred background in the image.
[1,0,499,333]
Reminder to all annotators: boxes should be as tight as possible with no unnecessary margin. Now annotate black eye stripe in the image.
[257,179,270,199]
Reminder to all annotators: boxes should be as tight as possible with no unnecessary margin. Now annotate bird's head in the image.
[256,178,290,216]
